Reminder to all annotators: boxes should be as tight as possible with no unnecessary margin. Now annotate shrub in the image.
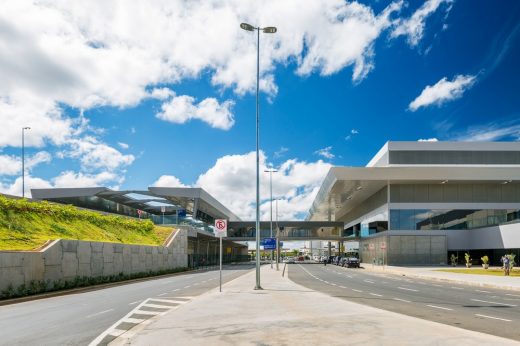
[481,255,489,264]
[464,253,471,264]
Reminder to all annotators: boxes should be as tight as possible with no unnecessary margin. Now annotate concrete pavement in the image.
[111,265,519,345]
[361,263,520,291]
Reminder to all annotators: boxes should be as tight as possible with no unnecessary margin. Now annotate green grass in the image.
[436,268,520,277]
[0,196,174,251]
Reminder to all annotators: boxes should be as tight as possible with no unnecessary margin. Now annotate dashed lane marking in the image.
[427,304,453,311]
[129,301,141,306]
[171,288,180,292]
[184,285,191,289]
[398,287,419,292]
[89,296,193,346]
[352,289,363,293]
[506,294,520,298]
[393,298,411,303]
[157,293,167,296]
[451,287,464,290]
[475,314,512,322]
[364,279,375,284]
[86,309,114,319]
[471,299,517,307]
[475,290,491,293]
[370,293,383,297]
[339,286,347,289]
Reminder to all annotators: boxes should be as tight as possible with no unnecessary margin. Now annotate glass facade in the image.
[390,209,520,230]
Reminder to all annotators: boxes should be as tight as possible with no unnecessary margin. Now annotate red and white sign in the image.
[214,219,227,237]
[380,242,386,250]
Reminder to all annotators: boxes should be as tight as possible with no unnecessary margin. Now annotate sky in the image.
[1,0,520,222]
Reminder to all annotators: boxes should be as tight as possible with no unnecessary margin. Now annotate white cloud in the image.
[195,151,332,220]
[53,171,122,188]
[314,146,335,159]
[418,138,438,142]
[346,128,359,140]
[0,151,51,175]
[152,175,188,188]
[149,88,175,100]
[118,142,129,150]
[67,136,135,171]
[0,175,52,197]
[391,0,453,46]
[452,122,520,142]
[157,95,235,130]
[351,129,359,134]
[409,74,476,111]
[274,146,289,158]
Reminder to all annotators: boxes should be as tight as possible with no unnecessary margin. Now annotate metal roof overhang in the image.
[308,166,520,222]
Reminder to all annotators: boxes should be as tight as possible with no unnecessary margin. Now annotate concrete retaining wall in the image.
[0,229,188,292]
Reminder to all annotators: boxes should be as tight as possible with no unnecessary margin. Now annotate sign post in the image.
[161,206,166,224]
[380,241,387,269]
[214,219,227,292]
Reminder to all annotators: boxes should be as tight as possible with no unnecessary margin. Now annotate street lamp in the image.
[264,169,278,269]
[21,127,31,198]
[240,22,277,290]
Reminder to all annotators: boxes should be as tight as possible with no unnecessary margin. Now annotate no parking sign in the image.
[215,219,227,237]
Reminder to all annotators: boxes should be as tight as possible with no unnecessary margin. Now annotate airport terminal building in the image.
[308,141,520,265]
[32,141,520,266]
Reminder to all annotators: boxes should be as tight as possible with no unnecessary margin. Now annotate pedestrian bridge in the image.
[226,221,358,241]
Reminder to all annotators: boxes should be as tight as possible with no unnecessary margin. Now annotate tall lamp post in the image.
[240,22,277,290]
[21,127,31,198]
[264,169,278,269]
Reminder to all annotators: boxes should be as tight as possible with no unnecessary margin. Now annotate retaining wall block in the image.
[91,242,103,253]
[122,254,132,273]
[103,262,114,276]
[0,267,24,291]
[43,241,63,266]
[78,263,91,277]
[62,252,79,279]
[91,252,104,276]
[44,264,62,283]
[114,244,124,254]
[22,253,45,283]
[0,252,25,268]
[61,240,78,253]
[113,253,123,274]
[145,247,152,254]
[77,242,92,264]
[102,243,114,263]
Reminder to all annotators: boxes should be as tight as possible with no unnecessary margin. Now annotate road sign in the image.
[178,209,186,218]
[137,209,143,215]
[262,237,276,250]
[161,206,166,213]
[214,219,227,237]
[380,242,386,250]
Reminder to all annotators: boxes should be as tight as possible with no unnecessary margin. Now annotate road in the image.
[289,263,520,341]
[0,264,253,346]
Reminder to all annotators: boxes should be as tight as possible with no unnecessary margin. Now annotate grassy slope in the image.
[436,268,520,277]
[0,196,173,251]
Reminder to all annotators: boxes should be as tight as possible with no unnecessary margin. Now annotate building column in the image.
[328,241,332,258]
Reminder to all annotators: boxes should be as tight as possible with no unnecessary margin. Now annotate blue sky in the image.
[1,0,520,220]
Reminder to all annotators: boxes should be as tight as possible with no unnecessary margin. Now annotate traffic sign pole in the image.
[214,219,227,293]
[219,236,222,292]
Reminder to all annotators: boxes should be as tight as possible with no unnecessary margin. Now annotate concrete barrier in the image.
[0,229,188,292]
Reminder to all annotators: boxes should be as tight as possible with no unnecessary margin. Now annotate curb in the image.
[357,264,520,292]
[0,267,215,306]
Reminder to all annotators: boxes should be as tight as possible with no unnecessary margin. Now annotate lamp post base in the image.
[254,286,263,290]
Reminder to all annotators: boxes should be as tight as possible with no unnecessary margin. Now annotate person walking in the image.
[502,255,510,276]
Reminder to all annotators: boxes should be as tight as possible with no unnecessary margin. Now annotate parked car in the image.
[284,257,296,264]
[345,257,360,268]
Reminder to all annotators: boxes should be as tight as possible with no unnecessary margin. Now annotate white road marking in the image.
[451,287,464,290]
[86,309,114,319]
[370,293,383,297]
[432,284,443,287]
[171,288,180,292]
[471,299,517,307]
[330,283,337,286]
[129,301,141,305]
[352,289,363,293]
[364,279,375,284]
[475,290,490,293]
[393,298,411,303]
[346,275,353,278]
[193,283,200,286]
[157,293,167,296]
[475,314,512,322]
[323,281,330,284]
[398,287,419,292]
[427,304,453,311]
[339,286,347,289]
[184,285,191,289]
[506,294,520,297]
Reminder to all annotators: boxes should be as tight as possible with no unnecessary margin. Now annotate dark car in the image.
[345,257,360,268]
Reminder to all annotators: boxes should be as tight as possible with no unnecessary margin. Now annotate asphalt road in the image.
[0,264,253,346]
[289,263,520,341]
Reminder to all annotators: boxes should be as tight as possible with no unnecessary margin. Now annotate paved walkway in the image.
[111,266,519,345]
[361,264,520,291]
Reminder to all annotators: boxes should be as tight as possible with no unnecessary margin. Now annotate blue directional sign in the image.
[262,238,277,250]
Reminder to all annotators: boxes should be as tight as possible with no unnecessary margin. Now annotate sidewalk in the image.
[111,266,518,346]
[360,263,520,291]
